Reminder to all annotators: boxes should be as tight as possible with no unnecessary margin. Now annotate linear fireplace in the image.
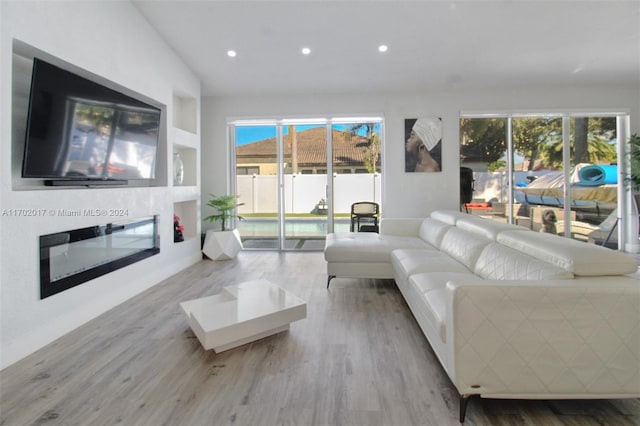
[39,216,160,299]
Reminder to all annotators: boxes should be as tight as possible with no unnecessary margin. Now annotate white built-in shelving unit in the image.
[171,92,200,248]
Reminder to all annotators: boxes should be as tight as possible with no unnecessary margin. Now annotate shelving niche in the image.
[173,200,198,243]
[171,91,198,189]
[170,91,200,247]
[173,93,197,134]
[173,144,197,187]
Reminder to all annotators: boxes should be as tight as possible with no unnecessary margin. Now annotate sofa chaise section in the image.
[323,209,639,422]
[324,220,433,287]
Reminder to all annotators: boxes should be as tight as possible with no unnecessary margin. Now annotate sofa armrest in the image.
[379,218,423,236]
[444,277,640,397]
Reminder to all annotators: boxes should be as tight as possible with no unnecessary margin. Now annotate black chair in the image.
[350,202,379,233]
[460,167,475,212]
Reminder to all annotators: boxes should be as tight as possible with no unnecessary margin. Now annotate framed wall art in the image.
[405,117,442,172]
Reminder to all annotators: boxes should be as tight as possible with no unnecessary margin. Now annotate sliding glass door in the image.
[232,117,383,250]
[235,125,279,248]
[332,121,382,231]
[282,123,328,249]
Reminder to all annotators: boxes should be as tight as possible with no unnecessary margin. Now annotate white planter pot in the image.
[202,229,243,260]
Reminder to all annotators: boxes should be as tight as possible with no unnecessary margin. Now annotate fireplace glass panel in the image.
[40,216,159,299]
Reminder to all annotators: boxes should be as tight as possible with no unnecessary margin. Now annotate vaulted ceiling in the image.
[133,1,640,97]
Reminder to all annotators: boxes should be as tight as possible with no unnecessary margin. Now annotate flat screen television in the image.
[22,58,161,184]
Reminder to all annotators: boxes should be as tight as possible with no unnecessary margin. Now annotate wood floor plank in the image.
[1,251,638,425]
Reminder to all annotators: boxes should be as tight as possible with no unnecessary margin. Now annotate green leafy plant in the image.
[487,159,506,172]
[204,194,244,231]
[629,133,640,193]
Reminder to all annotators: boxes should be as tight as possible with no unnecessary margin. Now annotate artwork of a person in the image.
[405,117,442,172]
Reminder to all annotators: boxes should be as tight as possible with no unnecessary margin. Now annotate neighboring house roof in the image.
[236,127,372,167]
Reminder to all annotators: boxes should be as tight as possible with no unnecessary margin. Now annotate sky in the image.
[235,124,375,146]
[235,126,278,146]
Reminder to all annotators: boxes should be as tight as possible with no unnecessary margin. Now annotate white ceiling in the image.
[132,0,640,97]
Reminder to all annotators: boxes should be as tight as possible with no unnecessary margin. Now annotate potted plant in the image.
[628,133,640,193]
[204,194,244,231]
[624,134,640,254]
[202,194,244,260]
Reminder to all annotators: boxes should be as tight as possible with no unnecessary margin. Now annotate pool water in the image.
[238,218,351,238]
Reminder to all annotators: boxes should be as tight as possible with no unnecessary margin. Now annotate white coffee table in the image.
[180,279,307,352]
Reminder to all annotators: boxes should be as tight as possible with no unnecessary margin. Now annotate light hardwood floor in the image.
[1,251,638,426]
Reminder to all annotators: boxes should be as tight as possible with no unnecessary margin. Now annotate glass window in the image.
[460,113,626,249]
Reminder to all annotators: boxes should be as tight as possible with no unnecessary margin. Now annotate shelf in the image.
[172,93,197,134]
[172,185,199,202]
[173,200,199,242]
[172,146,197,187]
[172,127,199,150]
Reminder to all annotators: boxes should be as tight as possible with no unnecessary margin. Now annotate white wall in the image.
[0,1,201,369]
[202,85,640,221]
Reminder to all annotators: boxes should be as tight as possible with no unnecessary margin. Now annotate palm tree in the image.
[540,134,617,169]
[347,123,380,172]
[288,125,298,173]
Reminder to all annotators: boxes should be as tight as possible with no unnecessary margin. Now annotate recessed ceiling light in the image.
[378,44,388,53]
[227,50,237,58]
[301,47,311,55]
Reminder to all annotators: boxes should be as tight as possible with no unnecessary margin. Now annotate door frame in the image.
[229,115,384,250]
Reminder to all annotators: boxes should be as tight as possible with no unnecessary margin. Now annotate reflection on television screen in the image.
[65,100,158,179]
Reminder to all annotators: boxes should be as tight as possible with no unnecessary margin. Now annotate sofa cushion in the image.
[324,233,432,263]
[410,272,485,344]
[498,230,638,276]
[391,249,470,278]
[324,233,384,262]
[455,217,528,241]
[410,271,482,293]
[430,210,471,225]
[418,218,452,248]
[381,235,435,250]
[439,228,491,270]
[475,242,574,280]
[422,289,447,344]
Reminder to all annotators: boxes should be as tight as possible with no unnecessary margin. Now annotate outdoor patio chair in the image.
[556,208,622,247]
[350,202,379,233]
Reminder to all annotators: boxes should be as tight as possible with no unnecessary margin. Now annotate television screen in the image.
[22,58,161,181]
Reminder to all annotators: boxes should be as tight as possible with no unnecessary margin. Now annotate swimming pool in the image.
[238,218,351,238]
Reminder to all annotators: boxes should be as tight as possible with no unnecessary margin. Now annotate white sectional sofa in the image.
[324,210,640,422]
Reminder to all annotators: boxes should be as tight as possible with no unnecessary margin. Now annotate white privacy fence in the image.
[237,171,589,215]
[237,173,382,214]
